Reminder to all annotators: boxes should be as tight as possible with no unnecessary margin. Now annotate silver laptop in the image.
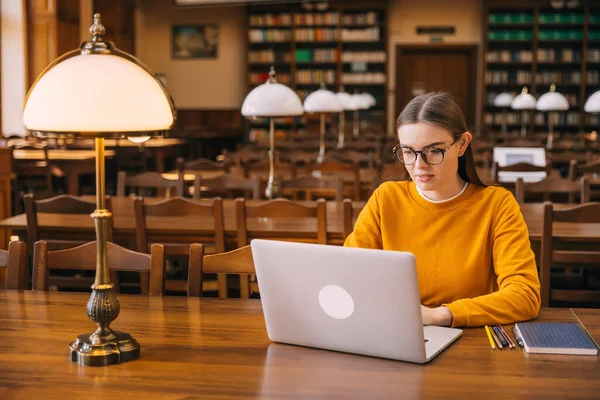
[250,239,462,364]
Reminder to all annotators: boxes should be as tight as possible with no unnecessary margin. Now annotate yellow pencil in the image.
[484,325,496,350]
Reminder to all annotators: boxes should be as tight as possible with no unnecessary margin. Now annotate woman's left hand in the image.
[421,305,453,326]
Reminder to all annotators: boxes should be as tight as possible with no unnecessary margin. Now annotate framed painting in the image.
[172,24,219,59]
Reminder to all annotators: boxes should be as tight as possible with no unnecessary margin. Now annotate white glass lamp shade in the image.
[493,92,514,107]
[584,90,600,113]
[536,91,569,111]
[511,92,537,110]
[304,89,343,113]
[336,92,358,111]
[361,93,376,107]
[242,81,303,117]
[23,54,174,135]
[352,93,370,110]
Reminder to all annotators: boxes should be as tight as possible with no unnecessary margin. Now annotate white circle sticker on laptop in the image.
[318,285,355,320]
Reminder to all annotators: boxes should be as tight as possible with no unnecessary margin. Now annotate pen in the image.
[489,326,504,349]
[512,326,525,348]
[498,325,515,349]
[493,326,509,348]
[484,325,496,350]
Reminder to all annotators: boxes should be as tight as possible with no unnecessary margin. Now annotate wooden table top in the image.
[0,291,597,399]
[12,149,116,161]
[0,198,598,244]
[104,138,186,148]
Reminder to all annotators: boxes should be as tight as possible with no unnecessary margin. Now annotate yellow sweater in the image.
[344,181,541,328]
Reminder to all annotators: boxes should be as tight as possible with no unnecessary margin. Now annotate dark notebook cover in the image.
[515,322,598,355]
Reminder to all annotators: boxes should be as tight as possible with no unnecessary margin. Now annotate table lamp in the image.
[22,14,175,366]
[335,91,357,148]
[536,83,569,149]
[493,92,514,133]
[511,87,537,138]
[241,66,303,199]
[304,83,342,163]
[584,90,600,142]
[351,93,371,139]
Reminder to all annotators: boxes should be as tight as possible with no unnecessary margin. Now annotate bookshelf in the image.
[483,0,600,137]
[246,1,388,142]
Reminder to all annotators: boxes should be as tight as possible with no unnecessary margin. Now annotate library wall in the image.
[135,0,247,109]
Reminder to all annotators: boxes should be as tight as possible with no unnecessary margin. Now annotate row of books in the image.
[486,71,532,85]
[294,12,339,26]
[488,13,533,24]
[296,49,338,63]
[484,113,532,125]
[539,30,583,41]
[249,72,291,85]
[249,50,292,63]
[295,28,338,42]
[536,71,581,84]
[249,13,292,27]
[342,12,380,25]
[488,30,532,41]
[538,49,581,63]
[535,112,580,126]
[588,71,600,84]
[249,29,292,43]
[487,50,533,63]
[484,113,582,127]
[342,72,385,84]
[488,12,599,24]
[341,27,380,42]
[590,49,600,62]
[341,51,386,63]
[296,70,336,84]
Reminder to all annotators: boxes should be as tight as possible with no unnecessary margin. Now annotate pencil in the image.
[498,324,515,349]
[489,326,504,349]
[484,325,496,350]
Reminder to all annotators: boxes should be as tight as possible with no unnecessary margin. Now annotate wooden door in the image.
[395,45,478,129]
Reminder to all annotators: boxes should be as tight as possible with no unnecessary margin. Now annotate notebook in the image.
[514,322,598,356]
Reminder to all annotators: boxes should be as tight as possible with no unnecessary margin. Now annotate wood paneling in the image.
[92,0,135,54]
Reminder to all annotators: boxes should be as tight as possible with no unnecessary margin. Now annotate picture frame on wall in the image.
[171,24,219,59]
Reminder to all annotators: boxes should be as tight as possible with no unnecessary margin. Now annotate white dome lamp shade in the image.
[536,84,570,149]
[584,90,600,142]
[335,92,357,148]
[511,87,537,138]
[241,66,303,199]
[493,92,514,134]
[21,14,176,368]
[361,92,376,108]
[304,83,342,163]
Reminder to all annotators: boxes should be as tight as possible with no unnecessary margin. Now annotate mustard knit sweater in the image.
[344,181,541,328]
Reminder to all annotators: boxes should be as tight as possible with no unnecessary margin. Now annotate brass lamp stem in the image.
[337,111,345,149]
[353,110,359,138]
[520,110,527,138]
[546,113,555,149]
[265,118,279,199]
[317,113,326,163]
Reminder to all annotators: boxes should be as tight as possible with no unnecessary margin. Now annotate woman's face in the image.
[397,122,470,195]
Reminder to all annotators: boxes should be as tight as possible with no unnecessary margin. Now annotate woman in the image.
[344,92,540,328]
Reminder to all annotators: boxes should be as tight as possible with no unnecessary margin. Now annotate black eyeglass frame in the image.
[392,135,462,166]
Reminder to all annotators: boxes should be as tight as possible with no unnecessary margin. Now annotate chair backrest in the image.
[568,159,600,180]
[278,150,318,166]
[222,147,268,168]
[281,175,344,202]
[24,193,114,255]
[193,174,261,200]
[32,240,165,295]
[540,202,600,307]
[10,141,54,192]
[176,157,230,173]
[188,244,256,298]
[235,197,327,247]
[343,199,353,239]
[329,148,376,169]
[515,177,590,204]
[0,241,27,290]
[309,160,360,200]
[117,171,184,198]
[243,160,297,180]
[492,161,550,183]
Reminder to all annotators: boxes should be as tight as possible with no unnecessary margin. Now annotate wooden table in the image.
[0,291,598,399]
[105,138,187,173]
[0,198,599,248]
[12,149,116,195]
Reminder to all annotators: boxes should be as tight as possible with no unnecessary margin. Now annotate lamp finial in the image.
[268,66,277,83]
[550,83,556,92]
[320,81,326,90]
[521,86,529,95]
[90,13,106,41]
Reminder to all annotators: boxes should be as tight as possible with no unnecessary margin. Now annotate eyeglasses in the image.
[392,136,461,166]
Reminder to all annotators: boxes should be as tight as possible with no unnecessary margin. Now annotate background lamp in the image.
[493,92,514,134]
[21,14,176,366]
[304,83,342,163]
[536,83,569,149]
[335,92,357,148]
[510,87,537,138]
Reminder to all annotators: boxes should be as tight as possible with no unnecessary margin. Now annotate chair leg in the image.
[217,274,227,299]
[140,271,149,294]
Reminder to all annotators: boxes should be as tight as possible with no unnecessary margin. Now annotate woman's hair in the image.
[392,92,486,186]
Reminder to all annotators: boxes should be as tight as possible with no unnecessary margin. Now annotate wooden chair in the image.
[117,171,184,198]
[343,199,354,240]
[278,150,318,167]
[243,160,297,180]
[515,177,590,204]
[0,241,27,290]
[10,142,56,213]
[133,196,226,296]
[221,147,268,169]
[329,148,376,169]
[176,157,230,174]
[235,197,328,247]
[24,193,118,290]
[308,160,360,201]
[540,203,600,307]
[188,244,257,298]
[280,175,344,202]
[192,174,261,200]
[492,161,551,184]
[32,240,165,295]
[568,159,600,180]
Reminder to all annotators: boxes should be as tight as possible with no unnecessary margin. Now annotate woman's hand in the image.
[421,305,453,326]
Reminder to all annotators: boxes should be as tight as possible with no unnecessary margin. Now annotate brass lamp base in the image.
[70,331,140,367]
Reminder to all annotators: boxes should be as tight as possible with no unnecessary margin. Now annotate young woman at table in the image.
[344,92,541,328]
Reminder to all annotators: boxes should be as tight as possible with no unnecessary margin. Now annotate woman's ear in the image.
[458,131,473,156]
